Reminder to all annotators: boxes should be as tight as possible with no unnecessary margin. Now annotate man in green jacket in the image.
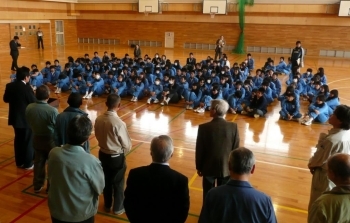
[308,153,350,223]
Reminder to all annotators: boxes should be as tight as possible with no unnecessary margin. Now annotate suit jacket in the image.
[124,163,190,223]
[196,117,240,177]
[9,40,20,56]
[3,80,36,128]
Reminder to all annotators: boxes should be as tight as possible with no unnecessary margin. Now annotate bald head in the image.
[328,153,350,184]
[150,135,174,163]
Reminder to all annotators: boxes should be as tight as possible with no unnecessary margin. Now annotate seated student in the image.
[41,61,51,78]
[252,69,264,88]
[104,71,117,94]
[161,73,170,87]
[147,77,163,104]
[243,88,257,110]
[55,72,70,94]
[129,76,144,102]
[45,65,60,86]
[61,63,73,81]
[239,62,249,80]
[71,73,87,95]
[29,69,43,91]
[83,72,105,99]
[221,55,231,68]
[160,76,180,105]
[138,72,150,95]
[319,84,330,99]
[314,67,327,85]
[92,51,102,63]
[186,53,196,69]
[301,68,313,84]
[279,93,302,121]
[185,83,202,110]
[242,80,253,105]
[271,73,281,99]
[54,59,62,73]
[228,90,244,115]
[187,70,198,88]
[102,51,110,63]
[178,76,189,99]
[265,60,276,72]
[10,70,17,82]
[111,74,127,96]
[283,57,292,75]
[302,95,330,126]
[261,81,273,104]
[275,57,287,74]
[246,53,255,72]
[242,87,267,118]
[325,89,340,115]
[278,85,298,105]
[73,60,84,74]
[173,59,182,70]
[219,76,230,99]
[194,84,222,113]
[307,81,322,103]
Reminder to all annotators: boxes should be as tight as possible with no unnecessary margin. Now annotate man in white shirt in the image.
[37,27,44,49]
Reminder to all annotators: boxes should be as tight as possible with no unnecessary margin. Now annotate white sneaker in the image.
[133,97,138,102]
[153,99,159,104]
[86,92,93,99]
[303,119,313,126]
[197,107,205,113]
[165,98,170,105]
[130,96,135,102]
[187,105,193,110]
[82,91,89,99]
[32,86,37,91]
[254,114,260,118]
[160,101,165,106]
[241,111,247,115]
[147,98,151,104]
[57,88,61,94]
[54,87,59,93]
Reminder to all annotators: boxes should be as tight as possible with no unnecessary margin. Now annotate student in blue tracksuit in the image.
[219,76,230,100]
[252,69,264,88]
[54,59,62,73]
[187,70,198,88]
[301,68,313,84]
[71,73,87,95]
[242,87,268,118]
[194,84,222,113]
[61,63,73,81]
[261,81,273,104]
[271,73,281,99]
[45,65,60,86]
[178,76,189,99]
[112,75,127,96]
[275,57,287,74]
[83,72,105,99]
[104,71,117,94]
[279,93,302,120]
[326,89,340,115]
[147,78,163,104]
[302,95,330,125]
[265,60,276,72]
[139,72,150,95]
[307,81,321,103]
[319,84,330,100]
[55,73,70,94]
[242,80,253,106]
[92,52,102,63]
[41,61,51,79]
[129,76,144,102]
[246,53,254,72]
[228,90,244,115]
[185,83,202,110]
[154,67,163,80]
[283,57,292,76]
[314,67,327,85]
[29,69,43,91]
[210,71,220,84]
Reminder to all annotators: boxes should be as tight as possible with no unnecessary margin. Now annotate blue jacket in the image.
[46,71,60,84]
[199,180,276,223]
[247,58,255,70]
[282,100,300,117]
[309,103,329,117]
[326,98,340,112]
[55,107,90,153]
[276,61,287,72]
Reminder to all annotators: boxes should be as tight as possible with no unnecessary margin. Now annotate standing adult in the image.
[9,36,21,71]
[199,147,277,223]
[133,44,141,59]
[3,66,36,169]
[308,105,350,210]
[55,93,90,153]
[308,153,350,223]
[95,94,132,215]
[37,28,44,49]
[214,35,225,61]
[48,116,105,223]
[291,40,305,69]
[195,99,240,202]
[25,85,59,193]
[124,135,190,223]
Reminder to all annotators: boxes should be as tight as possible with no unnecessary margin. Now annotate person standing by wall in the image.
[95,94,132,215]
[291,40,305,69]
[9,36,21,71]
[3,66,36,169]
[37,28,44,49]
[195,99,240,203]
[214,36,225,61]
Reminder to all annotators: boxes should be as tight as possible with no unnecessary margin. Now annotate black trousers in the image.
[291,60,299,69]
[202,176,230,203]
[214,48,223,61]
[38,37,44,49]
[51,216,94,223]
[13,127,34,168]
[99,151,126,212]
[11,53,19,70]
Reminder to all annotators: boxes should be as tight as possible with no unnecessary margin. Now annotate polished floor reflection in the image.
[0,44,349,223]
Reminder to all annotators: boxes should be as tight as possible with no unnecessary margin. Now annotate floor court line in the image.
[0,170,33,191]
[9,198,48,223]
[0,160,15,170]
[328,77,350,85]
[188,172,198,187]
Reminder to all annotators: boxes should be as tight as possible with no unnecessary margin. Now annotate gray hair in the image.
[211,99,229,117]
[229,147,255,175]
[150,135,174,163]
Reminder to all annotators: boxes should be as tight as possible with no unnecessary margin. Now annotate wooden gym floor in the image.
[0,44,349,223]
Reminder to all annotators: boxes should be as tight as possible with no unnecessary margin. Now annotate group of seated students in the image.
[10,50,340,125]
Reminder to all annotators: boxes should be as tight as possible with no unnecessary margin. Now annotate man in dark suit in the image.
[124,135,190,223]
[195,99,240,202]
[9,36,21,71]
[3,66,36,169]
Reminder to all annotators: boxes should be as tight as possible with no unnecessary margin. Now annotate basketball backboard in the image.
[139,0,159,13]
[203,0,227,15]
